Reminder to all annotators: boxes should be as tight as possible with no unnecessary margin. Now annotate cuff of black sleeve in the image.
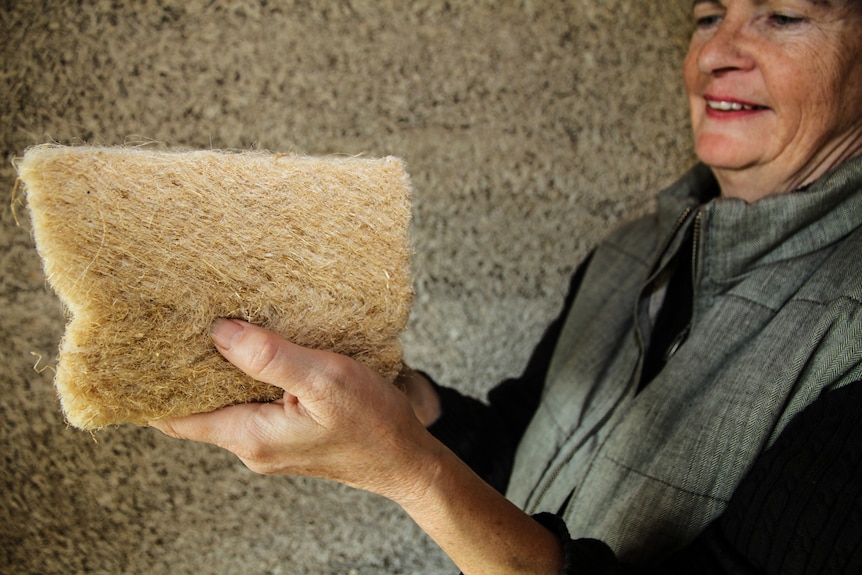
[533,512,621,574]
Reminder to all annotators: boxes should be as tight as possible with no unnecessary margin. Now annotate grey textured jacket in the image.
[506,156,862,563]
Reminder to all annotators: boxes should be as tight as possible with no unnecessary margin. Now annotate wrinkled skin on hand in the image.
[150,319,442,504]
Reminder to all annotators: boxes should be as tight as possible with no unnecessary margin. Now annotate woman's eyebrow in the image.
[692,0,723,9]
[693,0,832,6]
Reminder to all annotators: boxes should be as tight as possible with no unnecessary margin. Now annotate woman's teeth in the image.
[707,100,760,111]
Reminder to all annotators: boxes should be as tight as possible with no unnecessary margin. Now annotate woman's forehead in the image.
[692,0,836,7]
[691,0,860,20]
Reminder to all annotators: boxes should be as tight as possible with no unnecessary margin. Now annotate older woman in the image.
[152,0,862,573]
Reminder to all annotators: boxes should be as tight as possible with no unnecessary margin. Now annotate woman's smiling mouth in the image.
[704,95,768,114]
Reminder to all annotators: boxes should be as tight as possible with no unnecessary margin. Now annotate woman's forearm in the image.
[396,370,563,573]
[396,435,564,575]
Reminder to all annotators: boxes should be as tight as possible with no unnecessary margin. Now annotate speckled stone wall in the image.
[1,1,695,573]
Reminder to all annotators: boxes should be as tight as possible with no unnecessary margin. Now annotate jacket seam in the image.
[720,292,861,311]
[603,454,730,505]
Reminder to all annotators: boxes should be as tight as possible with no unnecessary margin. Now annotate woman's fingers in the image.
[150,402,274,450]
[151,399,317,475]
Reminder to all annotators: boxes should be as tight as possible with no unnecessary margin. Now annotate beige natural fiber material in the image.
[18,145,414,430]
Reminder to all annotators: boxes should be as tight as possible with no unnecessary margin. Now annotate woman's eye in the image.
[694,14,722,28]
[769,13,804,26]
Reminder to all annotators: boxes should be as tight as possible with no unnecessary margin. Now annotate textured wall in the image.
[1,1,695,573]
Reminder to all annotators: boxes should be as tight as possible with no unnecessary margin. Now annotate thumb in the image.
[211,319,325,395]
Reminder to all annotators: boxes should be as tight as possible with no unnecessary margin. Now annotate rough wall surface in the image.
[0,1,695,573]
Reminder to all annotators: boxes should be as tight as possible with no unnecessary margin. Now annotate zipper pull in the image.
[663,323,691,363]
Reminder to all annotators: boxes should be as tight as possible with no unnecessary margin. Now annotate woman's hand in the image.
[150,318,442,503]
[151,319,563,574]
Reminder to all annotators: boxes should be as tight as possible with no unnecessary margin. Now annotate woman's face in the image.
[684,0,862,201]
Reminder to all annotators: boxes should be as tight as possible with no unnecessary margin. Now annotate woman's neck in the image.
[715,131,862,202]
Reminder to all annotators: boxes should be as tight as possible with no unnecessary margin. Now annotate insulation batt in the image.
[17,145,414,430]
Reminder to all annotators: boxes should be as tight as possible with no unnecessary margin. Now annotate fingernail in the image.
[211,318,245,351]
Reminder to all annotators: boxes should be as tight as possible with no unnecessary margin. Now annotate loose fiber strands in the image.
[18,145,414,430]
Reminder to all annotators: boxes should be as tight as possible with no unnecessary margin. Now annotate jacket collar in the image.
[656,156,862,298]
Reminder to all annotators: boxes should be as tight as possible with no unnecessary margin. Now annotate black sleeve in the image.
[539,379,862,575]
[426,252,594,493]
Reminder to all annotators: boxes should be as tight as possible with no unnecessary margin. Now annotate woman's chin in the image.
[694,136,761,172]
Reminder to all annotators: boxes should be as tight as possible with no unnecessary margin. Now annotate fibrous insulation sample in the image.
[18,145,414,430]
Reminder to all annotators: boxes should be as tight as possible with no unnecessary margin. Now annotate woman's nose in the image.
[696,19,755,76]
